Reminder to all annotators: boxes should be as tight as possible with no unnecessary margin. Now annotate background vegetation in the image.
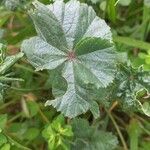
[0,0,150,150]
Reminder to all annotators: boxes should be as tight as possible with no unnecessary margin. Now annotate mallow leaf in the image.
[141,101,150,117]
[97,64,150,112]
[0,52,24,75]
[115,65,150,110]
[21,0,117,118]
[0,52,23,101]
[71,118,118,150]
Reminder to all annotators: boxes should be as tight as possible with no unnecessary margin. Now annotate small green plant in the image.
[42,115,73,150]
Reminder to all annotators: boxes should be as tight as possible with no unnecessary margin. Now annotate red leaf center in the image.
[67,51,76,60]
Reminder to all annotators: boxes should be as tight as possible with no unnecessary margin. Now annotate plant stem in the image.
[14,64,47,77]
[7,112,22,124]
[109,101,118,112]
[0,100,16,110]
[102,115,109,131]
[106,110,128,150]
[38,108,49,123]
[0,76,23,82]
[10,86,48,91]
[4,132,32,150]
